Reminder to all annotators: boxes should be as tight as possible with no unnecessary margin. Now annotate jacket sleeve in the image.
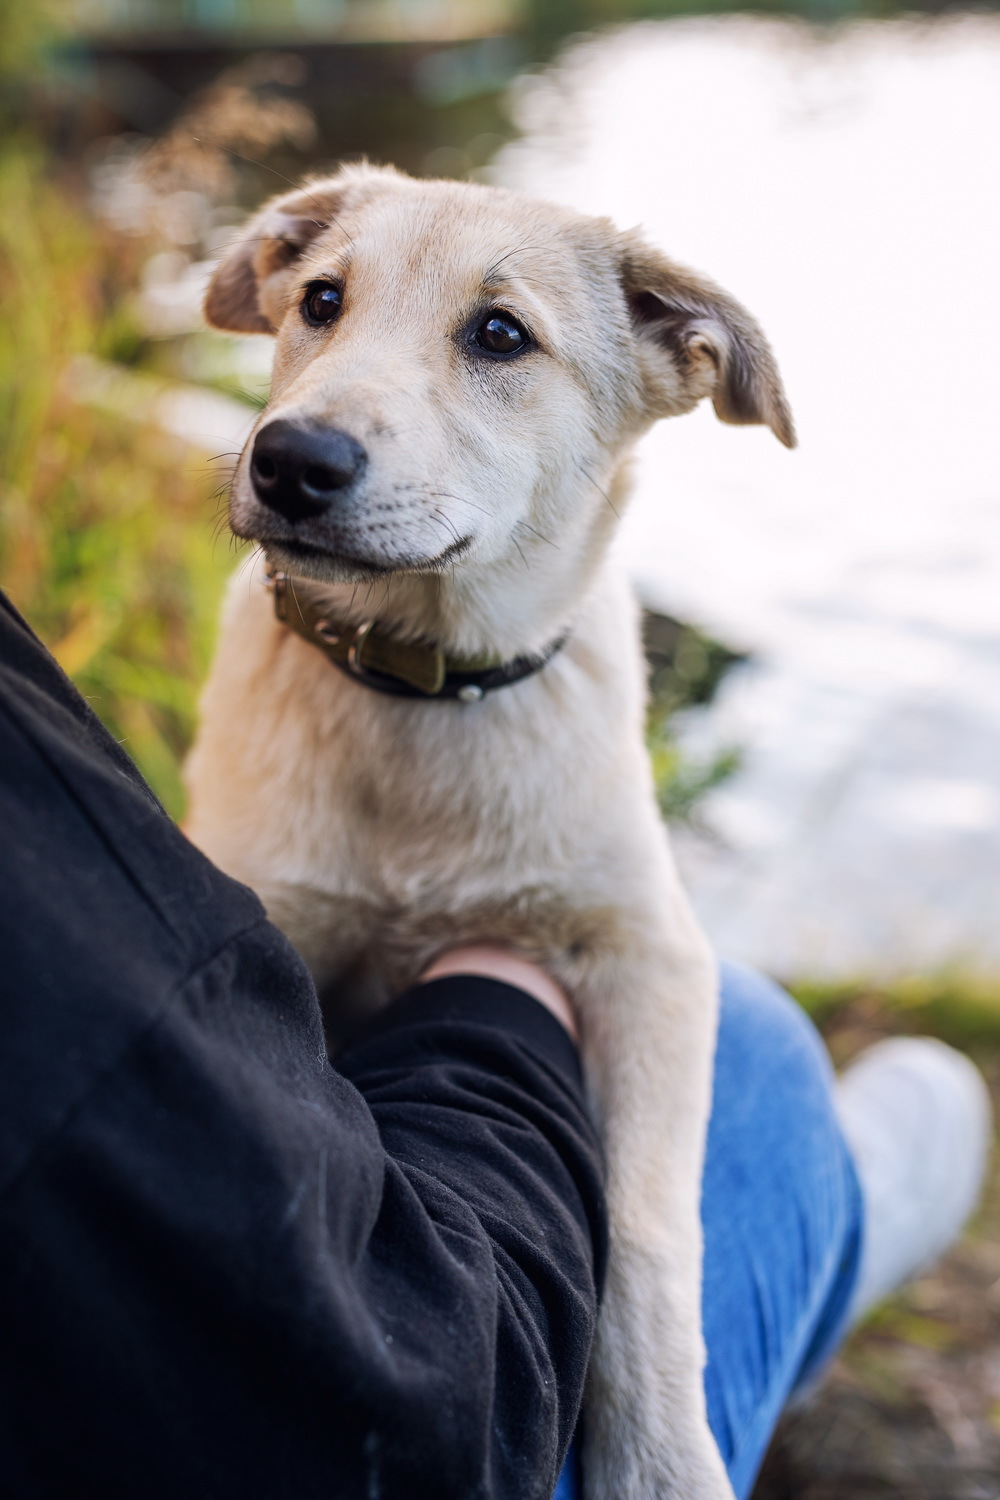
[0,591,607,1500]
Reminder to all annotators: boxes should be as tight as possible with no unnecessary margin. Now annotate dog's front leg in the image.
[570,915,734,1500]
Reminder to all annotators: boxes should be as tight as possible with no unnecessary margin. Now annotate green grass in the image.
[793,974,1000,1054]
[0,144,234,816]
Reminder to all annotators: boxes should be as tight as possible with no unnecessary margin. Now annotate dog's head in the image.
[207,164,793,598]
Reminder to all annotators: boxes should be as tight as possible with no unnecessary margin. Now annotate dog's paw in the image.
[582,1423,735,1500]
[583,1246,736,1500]
[650,1433,735,1500]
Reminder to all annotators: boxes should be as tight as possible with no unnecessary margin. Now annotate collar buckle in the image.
[344,620,382,685]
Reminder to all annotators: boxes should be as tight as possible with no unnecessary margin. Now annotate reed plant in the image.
[0,144,233,816]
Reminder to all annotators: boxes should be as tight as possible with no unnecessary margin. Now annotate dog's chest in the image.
[263,690,640,1009]
[284,684,600,909]
[186,564,658,991]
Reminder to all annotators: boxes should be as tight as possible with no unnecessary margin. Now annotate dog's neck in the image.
[276,461,632,661]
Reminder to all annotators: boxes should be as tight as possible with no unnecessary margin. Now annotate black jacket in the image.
[0,593,606,1499]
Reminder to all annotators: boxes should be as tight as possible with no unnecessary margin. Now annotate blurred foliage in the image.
[644,609,746,716]
[0,0,64,113]
[794,973,1000,1054]
[528,0,863,50]
[644,610,745,823]
[0,144,232,817]
[650,731,741,823]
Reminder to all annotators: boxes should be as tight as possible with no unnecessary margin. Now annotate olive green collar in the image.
[266,567,565,701]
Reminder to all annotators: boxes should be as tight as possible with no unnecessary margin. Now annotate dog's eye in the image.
[302,282,342,327]
[474,313,529,356]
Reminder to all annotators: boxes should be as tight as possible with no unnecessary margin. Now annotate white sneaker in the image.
[835,1035,993,1321]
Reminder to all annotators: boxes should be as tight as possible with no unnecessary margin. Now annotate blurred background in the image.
[2,0,999,1491]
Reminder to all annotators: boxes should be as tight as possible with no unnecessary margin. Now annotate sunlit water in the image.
[496,15,1000,977]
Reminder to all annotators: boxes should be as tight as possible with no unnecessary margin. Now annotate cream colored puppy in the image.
[185,163,794,1500]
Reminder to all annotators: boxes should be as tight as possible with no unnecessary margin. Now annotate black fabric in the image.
[0,591,607,1500]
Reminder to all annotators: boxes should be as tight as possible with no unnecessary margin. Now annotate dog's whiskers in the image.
[514,520,559,550]
[430,508,463,550]
[396,483,489,517]
[245,546,266,601]
[581,465,620,520]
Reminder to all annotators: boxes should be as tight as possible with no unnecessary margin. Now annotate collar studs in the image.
[457,683,485,704]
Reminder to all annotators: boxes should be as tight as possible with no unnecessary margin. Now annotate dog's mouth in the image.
[255,531,474,582]
[230,468,476,580]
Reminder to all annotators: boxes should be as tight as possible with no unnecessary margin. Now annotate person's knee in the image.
[712,961,847,1173]
[717,959,834,1095]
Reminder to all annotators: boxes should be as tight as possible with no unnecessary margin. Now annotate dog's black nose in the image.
[250,419,367,521]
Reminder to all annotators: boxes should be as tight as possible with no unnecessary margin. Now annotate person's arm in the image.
[335,971,606,1497]
[0,590,606,1500]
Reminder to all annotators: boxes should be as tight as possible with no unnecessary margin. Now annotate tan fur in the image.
[185,164,794,1499]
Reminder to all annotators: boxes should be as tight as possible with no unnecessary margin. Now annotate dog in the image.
[184,163,794,1499]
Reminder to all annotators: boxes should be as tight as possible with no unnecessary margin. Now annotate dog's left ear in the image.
[205,168,400,334]
[619,235,796,448]
[204,180,346,334]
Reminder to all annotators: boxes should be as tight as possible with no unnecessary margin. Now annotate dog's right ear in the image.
[204,178,350,335]
[618,233,796,448]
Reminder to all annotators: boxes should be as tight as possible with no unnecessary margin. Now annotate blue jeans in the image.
[555,961,864,1500]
